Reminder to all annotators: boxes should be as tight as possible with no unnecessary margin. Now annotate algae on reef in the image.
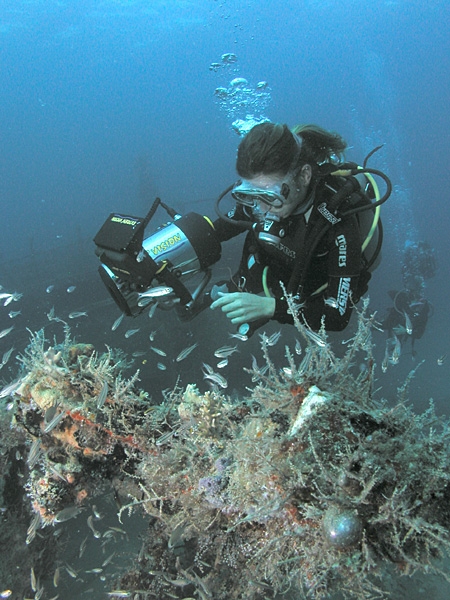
[5,302,450,599]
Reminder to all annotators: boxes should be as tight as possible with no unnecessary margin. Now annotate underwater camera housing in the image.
[94,198,222,318]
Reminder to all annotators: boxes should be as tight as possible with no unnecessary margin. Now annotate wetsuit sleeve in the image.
[273,216,362,331]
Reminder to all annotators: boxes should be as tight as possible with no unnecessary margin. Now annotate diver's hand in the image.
[210,292,275,325]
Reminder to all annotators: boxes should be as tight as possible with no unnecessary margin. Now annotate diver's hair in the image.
[236,122,347,178]
[293,124,347,166]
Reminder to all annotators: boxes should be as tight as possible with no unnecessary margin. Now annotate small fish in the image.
[259,330,281,347]
[148,302,158,318]
[303,327,328,348]
[176,342,199,362]
[137,296,154,308]
[3,295,14,306]
[216,358,228,369]
[0,325,14,339]
[149,330,156,342]
[0,378,22,398]
[106,593,132,598]
[87,515,101,538]
[53,566,60,588]
[27,439,41,469]
[214,344,238,358]
[66,285,76,293]
[26,512,41,545]
[90,506,102,521]
[139,286,173,299]
[79,535,88,558]
[68,311,88,319]
[124,328,140,338]
[111,313,124,331]
[150,346,167,357]
[96,380,108,409]
[324,297,339,309]
[8,310,21,318]
[390,334,401,365]
[403,311,413,335]
[65,563,78,578]
[46,285,55,293]
[1,346,14,365]
[0,591,12,598]
[85,567,103,573]
[55,505,83,523]
[203,370,228,389]
[101,552,116,567]
[229,332,248,342]
[43,410,67,433]
[157,362,167,371]
[437,354,446,366]
[31,567,37,592]
[202,362,214,375]
[295,339,302,355]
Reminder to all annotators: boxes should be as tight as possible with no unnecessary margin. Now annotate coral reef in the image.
[4,302,450,599]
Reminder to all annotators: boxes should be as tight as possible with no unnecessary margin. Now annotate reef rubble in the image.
[2,301,450,599]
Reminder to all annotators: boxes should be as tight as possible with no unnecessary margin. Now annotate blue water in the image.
[1,1,450,597]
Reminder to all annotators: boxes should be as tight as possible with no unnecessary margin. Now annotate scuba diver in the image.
[204,122,389,335]
[382,240,436,361]
[94,122,390,337]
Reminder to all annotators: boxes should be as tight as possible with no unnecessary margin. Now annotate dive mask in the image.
[231,179,290,209]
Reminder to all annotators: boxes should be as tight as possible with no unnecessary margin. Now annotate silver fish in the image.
[216,358,228,369]
[203,370,228,389]
[31,566,37,592]
[228,332,248,342]
[68,311,88,319]
[139,286,173,298]
[96,380,108,409]
[214,344,238,358]
[403,311,413,335]
[102,552,116,567]
[87,515,101,538]
[148,302,159,318]
[157,362,167,370]
[66,285,76,293]
[55,505,83,523]
[111,313,124,331]
[176,343,199,362]
[125,328,140,338]
[303,328,328,348]
[259,330,281,347]
[1,346,14,365]
[0,378,22,398]
[43,410,67,433]
[390,335,401,365]
[0,325,14,339]
[150,346,167,357]
[79,535,88,558]
[27,439,41,468]
[46,285,55,293]
[8,310,21,318]
[26,512,41,545]
[324,297,339,309]
[202,362,215,375]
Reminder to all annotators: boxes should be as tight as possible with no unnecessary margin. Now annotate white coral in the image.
[289,385,331,436]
